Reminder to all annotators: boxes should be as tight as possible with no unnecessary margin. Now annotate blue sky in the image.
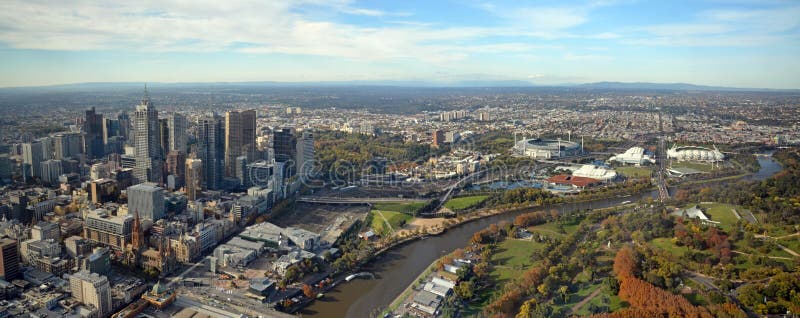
[0,0,798,88]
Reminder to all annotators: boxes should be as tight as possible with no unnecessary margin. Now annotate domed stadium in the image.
[667,145,724,162]
[513,138,582,159]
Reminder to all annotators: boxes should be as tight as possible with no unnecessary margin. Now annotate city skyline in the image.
[0,0,799,89]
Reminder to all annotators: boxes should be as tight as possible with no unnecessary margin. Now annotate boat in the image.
[345,274,356,281]
[317,293,324,299]
[620,200,632,204]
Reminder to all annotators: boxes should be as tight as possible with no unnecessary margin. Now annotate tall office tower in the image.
[32,221,61,241]
[166,150,186,190]
[40,159,63,185]
[185,158,203,200]
[53,132,83,159]
[102,118,120,145]
[197,114,224,190]
[159,118,169,158]
[234,155,248,187]
[272,127,297,177]
[127,183,166,221]
[0,154,10,184]
[22,140,44,178]
[224,109,256,177]
[117,112,131,142]
[84,107,105,159]
[69,270,112,317]
[133,87,163,184]
[168,113,187,154]
[296,129,315,181]
[0,238,20,281]
[39,137,53,160]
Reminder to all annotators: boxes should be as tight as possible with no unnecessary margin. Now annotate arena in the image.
[513,138,582,159]
[667,145,724,162]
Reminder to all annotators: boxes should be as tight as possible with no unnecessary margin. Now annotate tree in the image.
[558,285,569,303]
[302,284,315,298]
[454,280,474,300]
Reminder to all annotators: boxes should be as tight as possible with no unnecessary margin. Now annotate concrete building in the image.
[432,130,444,147]
[53,132,83,160]
[84,209,133,250]
[32,221,60,241]
[608,146,656,165]
[0,238,20,281]
[90,178,119,204]
[127,183,165,221]
[225,109,257,178]
[70,270,112,318]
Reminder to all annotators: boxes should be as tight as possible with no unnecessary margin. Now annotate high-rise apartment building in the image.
[69,270,112,318]
[127,183,165,221]
[197,114,224,190]
[133,88,163,184]
[224,109,256,178]
[0,238,20,281]
[85,107,105,159]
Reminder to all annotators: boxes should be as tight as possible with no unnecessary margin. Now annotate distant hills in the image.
[1,80,797,93]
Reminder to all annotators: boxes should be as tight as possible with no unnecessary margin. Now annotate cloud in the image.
[628,5,800,47]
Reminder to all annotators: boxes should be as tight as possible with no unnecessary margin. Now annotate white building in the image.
[608,147,655,165]
[667,145,724,162]
[572,164,617,181]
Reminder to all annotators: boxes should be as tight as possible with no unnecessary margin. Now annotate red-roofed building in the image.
[545,174,601,189]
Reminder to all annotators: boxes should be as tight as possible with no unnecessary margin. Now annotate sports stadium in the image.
[667,145,724,162]
[513,138,582,159]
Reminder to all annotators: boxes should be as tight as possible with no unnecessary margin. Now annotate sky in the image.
[0,0,798,88]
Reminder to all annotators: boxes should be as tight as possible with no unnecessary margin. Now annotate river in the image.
[302,155,783,318]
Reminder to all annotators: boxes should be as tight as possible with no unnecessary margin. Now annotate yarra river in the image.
[302,155,782,317]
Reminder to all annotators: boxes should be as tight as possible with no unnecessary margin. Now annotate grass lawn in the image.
[573,285,629,316]
[491,239,546,283]
[372,201,426,214]
[698,203,740,232]
[370,210,414,235]
[616,166,653,178]
[551,282,604,315]
[649,237,689,258]
[444,195,488,211]
[464,238,546,316]
[529,219,580,237]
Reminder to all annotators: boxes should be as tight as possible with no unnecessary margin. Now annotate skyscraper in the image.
[127,183,166,222]
[166,150,186,190]
[69,270,112,317]
[133,87,163,184]
[296,129,315,181]
[85,107,105,159]
[22,140,44,178]
[197,114,224,190]
[159,118,169,158]
[117,112,131,142]
[53,132,83,160]
[103,118,120,145]
[40,159,63,185]
[0,238,20,281]
[0,154,10,184]
[168,113,187,154]
[273,127,297,177]
[224,109,256,178]
[185,158,203,201]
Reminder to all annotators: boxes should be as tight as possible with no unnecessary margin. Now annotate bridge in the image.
[296,196,426,205]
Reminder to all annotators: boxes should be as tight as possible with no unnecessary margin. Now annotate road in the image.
[166,256,211,288]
